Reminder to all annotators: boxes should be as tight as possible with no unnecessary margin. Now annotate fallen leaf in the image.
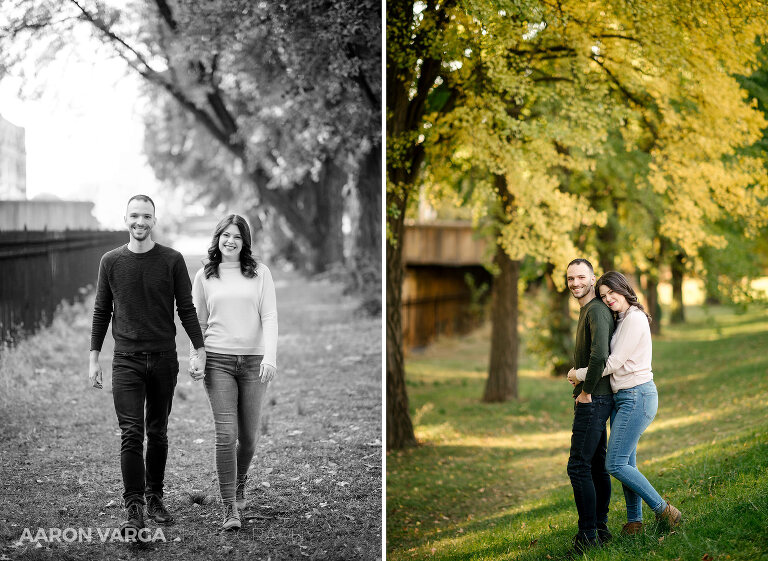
[702,556,713,561]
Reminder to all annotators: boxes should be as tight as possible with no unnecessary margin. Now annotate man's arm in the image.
[173,255,206,378]
[90,255,113,353]
[89,256,112,389]
[580,308,612,395]
[188,269,209,381]
[173,255,205,350]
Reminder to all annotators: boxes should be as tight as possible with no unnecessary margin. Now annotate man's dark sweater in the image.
[572,297,615,398]
[90,244,205,353]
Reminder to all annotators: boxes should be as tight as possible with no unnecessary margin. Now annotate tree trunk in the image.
[310,158,346,272]
[386,191,417,450]
[670,252,685,324]
[355,141,382,266]
[349,141,382,300]
[644,273,662,336]
[545,269,573,377]
[597,219,616,275]
[483,241,520,402]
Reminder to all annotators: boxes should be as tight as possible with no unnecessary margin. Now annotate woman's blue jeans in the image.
[203,352,268,504]
[607,380,667,522]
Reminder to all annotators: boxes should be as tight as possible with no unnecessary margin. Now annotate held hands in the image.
[189,348,207,381]
[260,363,277,383]
[567,368,579,387]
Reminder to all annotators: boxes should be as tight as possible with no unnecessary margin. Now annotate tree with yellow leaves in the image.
[388,0,768,448]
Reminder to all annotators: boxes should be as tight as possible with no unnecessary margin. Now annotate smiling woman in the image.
[191,213,278,531]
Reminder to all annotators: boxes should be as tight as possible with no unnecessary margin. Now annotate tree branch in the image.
[67,0,311,237]
[153,0,178,32]
[532,75,574,83]
[508,45,576,58]
[595,33,643,44]
[591,54,659,139]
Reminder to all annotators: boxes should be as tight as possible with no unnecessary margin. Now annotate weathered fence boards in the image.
[401,221,492,349]
[0,230,126,343]
[402,265,492,349]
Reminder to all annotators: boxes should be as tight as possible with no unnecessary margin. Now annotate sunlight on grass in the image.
[414,430,572,450]
[388,304,768,561]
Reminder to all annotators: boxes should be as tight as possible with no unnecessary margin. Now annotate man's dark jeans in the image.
[567,394,614,540]
[112,351,178,506]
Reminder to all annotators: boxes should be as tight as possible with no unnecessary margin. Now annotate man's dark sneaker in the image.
[566,533,601,559]
[597,524,613,543]
[119,502,145,537]
[235,474,248,510]
[146,495,174,524]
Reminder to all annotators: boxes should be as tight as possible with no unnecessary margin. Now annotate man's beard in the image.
[130,227,150,241]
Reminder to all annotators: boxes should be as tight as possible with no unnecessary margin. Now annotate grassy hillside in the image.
[387,306,768,560]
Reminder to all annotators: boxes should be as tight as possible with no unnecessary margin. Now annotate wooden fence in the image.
[0,230,126,344]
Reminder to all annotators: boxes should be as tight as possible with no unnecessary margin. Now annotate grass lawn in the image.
[387,305,768,560]
[0,268,381,560]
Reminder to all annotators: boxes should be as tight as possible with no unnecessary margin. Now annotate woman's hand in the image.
[260,363,277,383]
[566,368,579,386]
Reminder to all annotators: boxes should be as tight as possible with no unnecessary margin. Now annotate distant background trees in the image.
[387,0,768,449]
[1,0,381,304]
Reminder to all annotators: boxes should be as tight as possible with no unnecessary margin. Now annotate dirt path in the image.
[0,263,381,560]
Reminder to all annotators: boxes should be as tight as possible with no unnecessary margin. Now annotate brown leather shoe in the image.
[656,503,682,527]
[621,522,644,535]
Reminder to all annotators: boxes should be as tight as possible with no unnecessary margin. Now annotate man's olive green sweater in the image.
[572,297,615,398]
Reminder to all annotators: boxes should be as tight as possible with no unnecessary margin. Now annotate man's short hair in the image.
[566,258,594,274]
[126,194,156,212]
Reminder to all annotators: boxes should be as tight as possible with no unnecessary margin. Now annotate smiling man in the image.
[88,195,207,536]
[564,258,615,556]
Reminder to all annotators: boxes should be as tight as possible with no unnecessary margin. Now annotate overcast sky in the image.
[0,42,175,230]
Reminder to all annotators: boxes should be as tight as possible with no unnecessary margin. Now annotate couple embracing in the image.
[88,195,278,535]
[565,258,682,555]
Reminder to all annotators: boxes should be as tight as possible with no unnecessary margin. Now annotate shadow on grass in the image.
[389,427,768,561]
